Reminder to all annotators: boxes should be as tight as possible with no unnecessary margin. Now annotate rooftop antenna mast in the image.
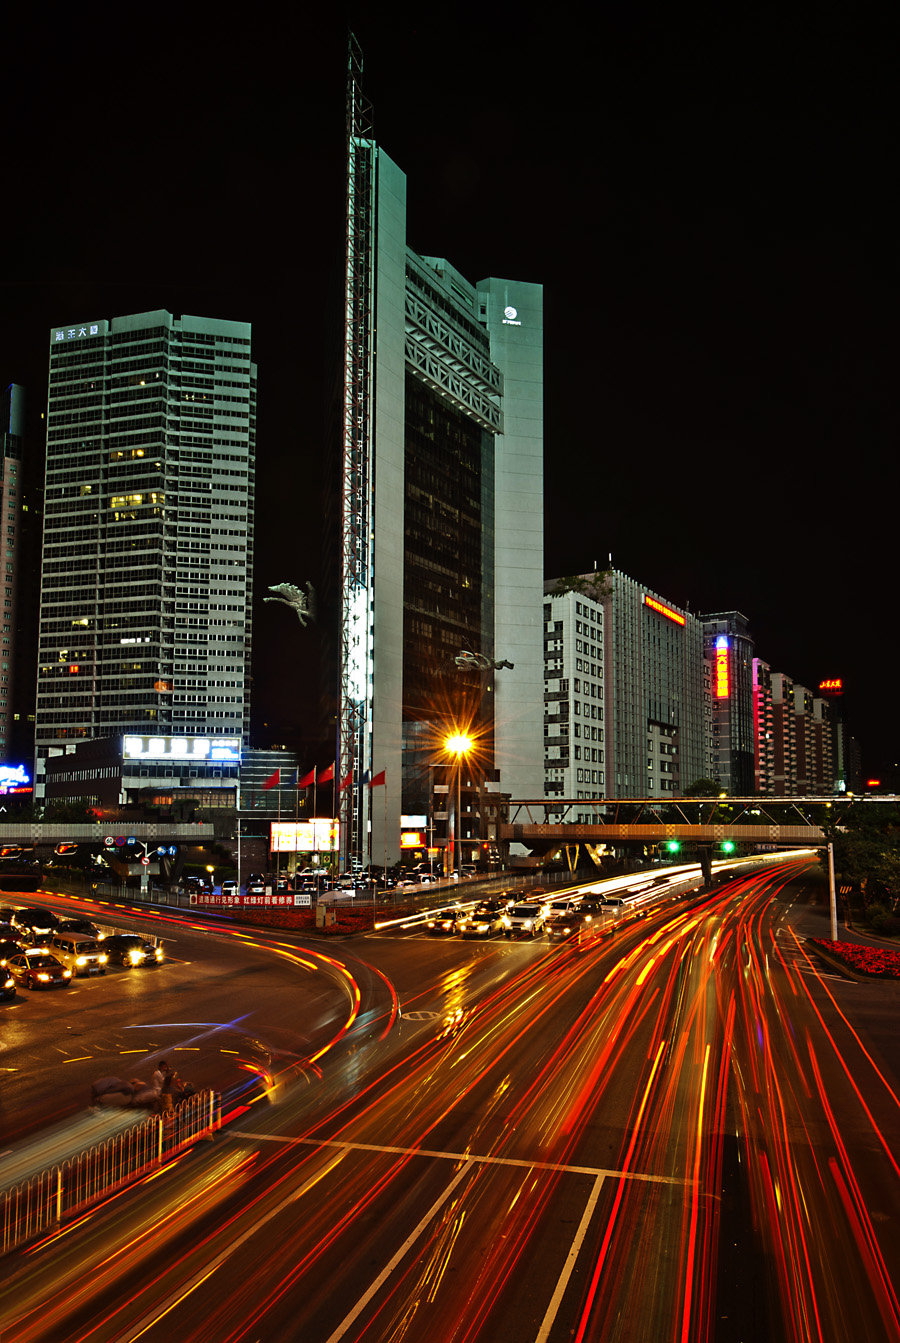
[339,33,376,870]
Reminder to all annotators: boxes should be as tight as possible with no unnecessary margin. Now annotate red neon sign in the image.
[818,678,843,696]
[643,594,685,626]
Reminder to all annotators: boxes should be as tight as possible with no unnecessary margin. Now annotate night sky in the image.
[3,7,895,783]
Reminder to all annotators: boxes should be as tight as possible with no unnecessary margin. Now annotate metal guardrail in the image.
[1,1090,220,1256]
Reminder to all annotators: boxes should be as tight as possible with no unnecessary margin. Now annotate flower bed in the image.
[227,906,374,935]
[810,939,900,979]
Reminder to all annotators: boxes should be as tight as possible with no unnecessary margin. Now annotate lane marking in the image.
[227,1132,688,1186]
[536,1172,605,1343]
[324,1164,472,1343]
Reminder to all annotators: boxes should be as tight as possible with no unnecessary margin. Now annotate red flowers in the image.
[810,939,900,978]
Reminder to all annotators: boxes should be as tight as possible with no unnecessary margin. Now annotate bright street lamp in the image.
[445,732,473,880]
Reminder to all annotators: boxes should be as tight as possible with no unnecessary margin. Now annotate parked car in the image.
[183,875,211,894]
[6,949,72,989]
[221,878,238,897]
[103,934,164,967]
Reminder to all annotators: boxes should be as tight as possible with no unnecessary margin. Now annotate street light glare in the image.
[445,733,473,756]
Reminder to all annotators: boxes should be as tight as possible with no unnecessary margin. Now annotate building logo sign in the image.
[123,735,241,763]
[715,635,730,698]
[53,324,101,342]
[642,594,686,626]
[501,305,522,326]
[818,678,843,696]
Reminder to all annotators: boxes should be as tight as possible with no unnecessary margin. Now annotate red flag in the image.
[297,767,316,789]
[319,762,335,784]
[339,771,353,792]
[369,769,386,788]
[263,768,280,790]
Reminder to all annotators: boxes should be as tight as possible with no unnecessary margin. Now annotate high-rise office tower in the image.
[1,384,27,763]
[702,611,756,795]
[35,312,255,800]
[338,44,544,865]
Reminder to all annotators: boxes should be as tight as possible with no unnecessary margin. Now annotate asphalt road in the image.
[2,864,899,1341]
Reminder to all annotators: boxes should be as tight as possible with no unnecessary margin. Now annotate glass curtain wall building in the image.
[34,311,255,801]
[340,45,544,865]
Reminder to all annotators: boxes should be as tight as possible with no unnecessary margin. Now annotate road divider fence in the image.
[0,1089,221,1256]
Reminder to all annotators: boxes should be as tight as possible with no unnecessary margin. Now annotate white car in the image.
[502,903,548,938]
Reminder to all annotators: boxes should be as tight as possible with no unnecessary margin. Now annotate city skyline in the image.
[2,10,894,782]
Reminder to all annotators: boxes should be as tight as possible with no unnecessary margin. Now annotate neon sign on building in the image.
[715,636,730,698]
[819,678,843,696]
[642,594,686,626]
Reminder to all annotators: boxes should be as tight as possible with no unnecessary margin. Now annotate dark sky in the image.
[3,6,896,782]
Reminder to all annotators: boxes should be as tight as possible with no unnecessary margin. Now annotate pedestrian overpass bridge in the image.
[500,796,863,854]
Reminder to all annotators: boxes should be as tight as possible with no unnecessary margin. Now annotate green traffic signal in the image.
[722,840,735,854]
[666,840,681,853]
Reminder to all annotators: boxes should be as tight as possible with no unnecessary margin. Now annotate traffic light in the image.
[721,840,735,854]
[666,840,681,854]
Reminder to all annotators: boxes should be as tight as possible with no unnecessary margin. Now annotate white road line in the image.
[324,1163,472,1343]
[535,1172,605,1343]
[227,1132,688,1185]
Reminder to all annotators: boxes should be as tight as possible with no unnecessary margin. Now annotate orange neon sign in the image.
[643,594,685,626]
[715,636,729,698]
[819,678,843,695]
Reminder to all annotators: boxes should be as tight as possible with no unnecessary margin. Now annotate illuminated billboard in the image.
[123,735,241,763]
[643,594,686,626]
[715,636,730,698]
[270,819,339,853]
[0,764,30,790]
[400,831,426,848]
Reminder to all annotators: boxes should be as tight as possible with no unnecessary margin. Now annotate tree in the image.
[821,803,900,916]
[550,571,611,604]
[685,778,722,798]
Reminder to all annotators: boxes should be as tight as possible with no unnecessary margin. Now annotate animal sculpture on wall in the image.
[264,581,317,627]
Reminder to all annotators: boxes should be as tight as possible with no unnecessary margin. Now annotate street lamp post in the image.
[444,733,472,880]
